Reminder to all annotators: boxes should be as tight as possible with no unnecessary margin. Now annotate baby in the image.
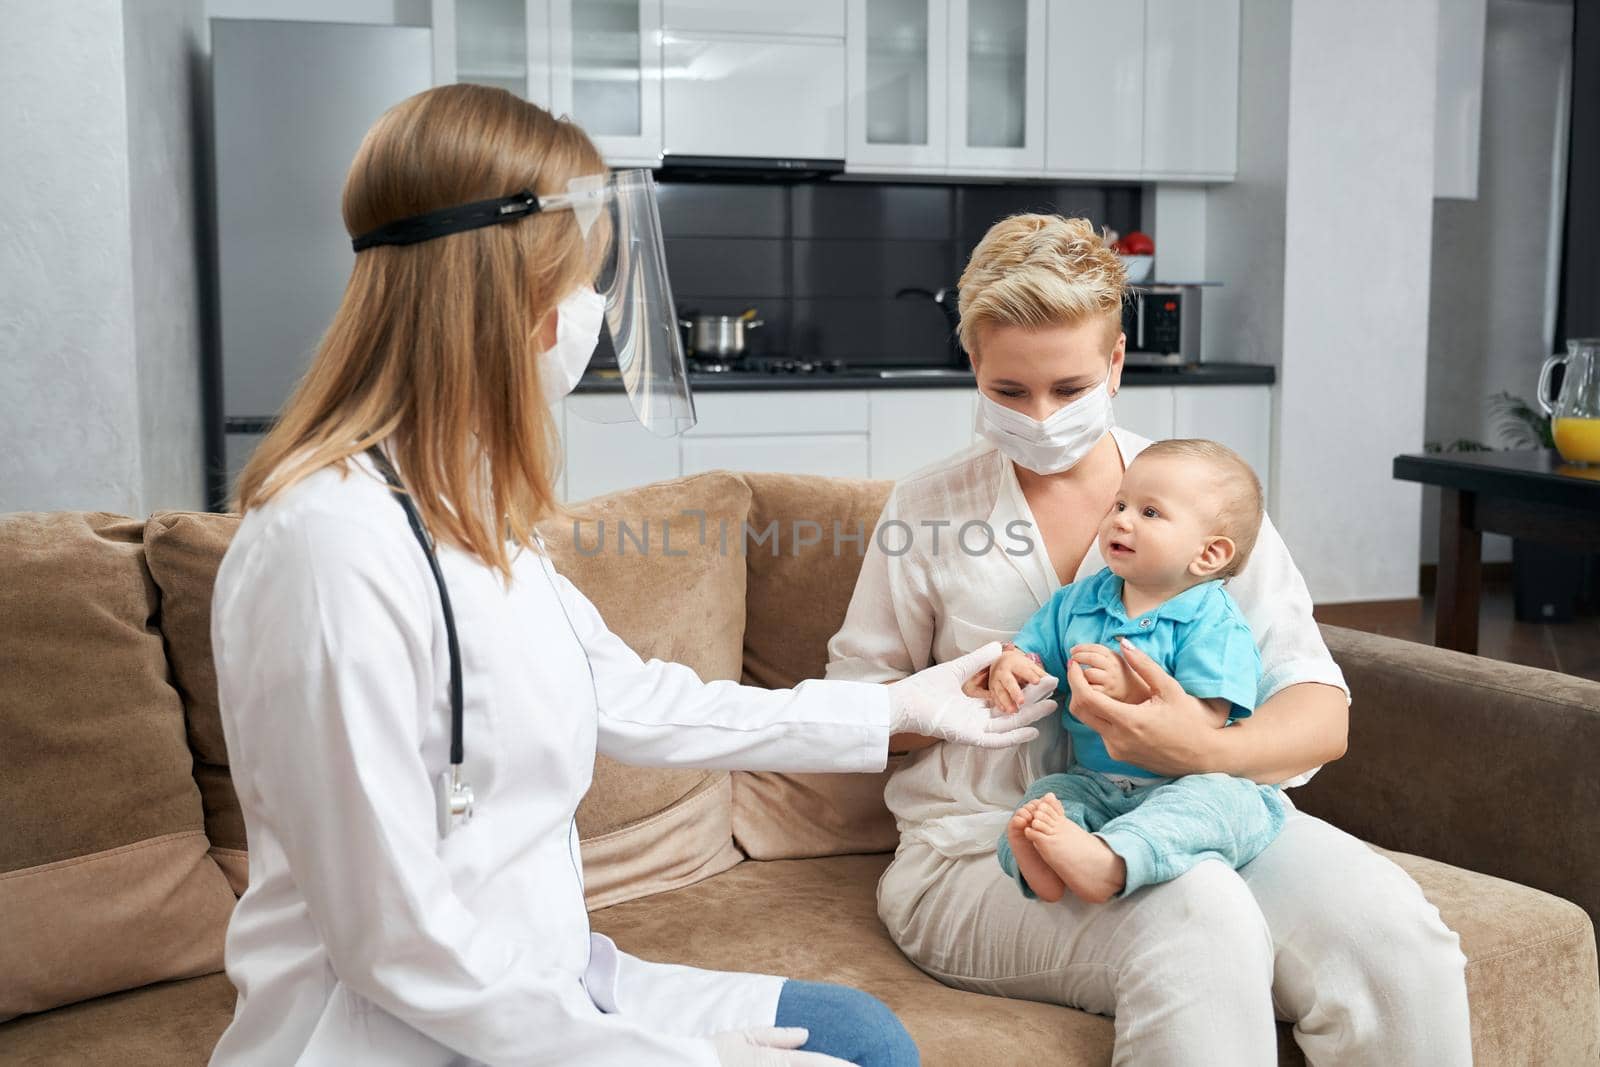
[977,439,1284,904]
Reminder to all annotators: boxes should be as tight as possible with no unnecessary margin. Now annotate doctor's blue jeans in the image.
[774,980,919,1066]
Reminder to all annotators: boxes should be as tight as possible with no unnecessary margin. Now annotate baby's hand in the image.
[1069,642,1151,703]
[988,649,1046,713]
[961,666,991,700]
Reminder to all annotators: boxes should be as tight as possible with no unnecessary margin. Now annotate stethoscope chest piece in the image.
[436,766,475,838]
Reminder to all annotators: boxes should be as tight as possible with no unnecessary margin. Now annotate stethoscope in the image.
[366,445,603,844]
[367,447,474,838]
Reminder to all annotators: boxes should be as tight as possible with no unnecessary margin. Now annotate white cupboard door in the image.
[431,0,458,85]
[663,0,845,36]
[946,0,1045,174]
[869,389,977,479]
[681,435,871,478]
[550,0,663,166]
[684,391,870,436]
[442,0,555,106]
[1171,385,1272,500]
[1142,0,1239,179]
[662,34,846,159]
[846,0,950,171]
[1112,385,1174,443]
[1044,0,1144,178]
[562,394,682,500]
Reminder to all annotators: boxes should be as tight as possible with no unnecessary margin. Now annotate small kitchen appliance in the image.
[1122,284,1205,367]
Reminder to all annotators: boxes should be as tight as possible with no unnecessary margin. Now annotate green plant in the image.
[1424,438,1495,454]
[1488,391,1554,449]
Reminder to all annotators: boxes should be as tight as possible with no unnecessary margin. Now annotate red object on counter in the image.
[1113,231,1155,255]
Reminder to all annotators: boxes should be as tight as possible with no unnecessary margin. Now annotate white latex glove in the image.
[886,642,1058,748]
[711,1026,852,1066]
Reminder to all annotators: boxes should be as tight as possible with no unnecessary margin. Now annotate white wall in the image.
[0,0,206,515]
[1420,0,1573,564]
[1,2,145,514]
[1273,0,1440,603]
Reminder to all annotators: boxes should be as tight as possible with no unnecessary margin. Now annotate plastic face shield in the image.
[543,170,695,437]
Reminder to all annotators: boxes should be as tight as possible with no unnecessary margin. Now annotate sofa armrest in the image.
[1293,625,1600,930]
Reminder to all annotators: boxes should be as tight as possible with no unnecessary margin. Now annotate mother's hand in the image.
[1066,638,1225,776]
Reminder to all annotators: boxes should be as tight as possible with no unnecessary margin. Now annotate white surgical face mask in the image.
[974,377,1115,474]
[539,286,606,401]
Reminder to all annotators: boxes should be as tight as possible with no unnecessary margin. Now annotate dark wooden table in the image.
[1394,449,1600,653]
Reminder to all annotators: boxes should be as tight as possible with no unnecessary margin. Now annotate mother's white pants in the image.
[879,802,1472,1065]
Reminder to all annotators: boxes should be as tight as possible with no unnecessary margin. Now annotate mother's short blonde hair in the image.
[957,214,1127,360]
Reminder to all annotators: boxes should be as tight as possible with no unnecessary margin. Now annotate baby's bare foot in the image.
[1023,793,1127,904]
[1006,800,1067,903]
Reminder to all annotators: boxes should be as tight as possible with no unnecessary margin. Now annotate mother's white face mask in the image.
[539,286,606,401]
[974,377,1115,475]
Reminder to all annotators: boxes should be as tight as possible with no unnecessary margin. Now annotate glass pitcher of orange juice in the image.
[1539,339,1600,465]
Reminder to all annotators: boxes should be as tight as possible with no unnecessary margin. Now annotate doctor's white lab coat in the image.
[207,453,890,1066]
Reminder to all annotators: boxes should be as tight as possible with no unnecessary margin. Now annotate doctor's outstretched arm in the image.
[551,574,1054,771]
[216,515,723,1066]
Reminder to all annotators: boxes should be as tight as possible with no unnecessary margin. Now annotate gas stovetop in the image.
[689,357,850,375]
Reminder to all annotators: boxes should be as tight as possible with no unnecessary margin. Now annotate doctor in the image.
[207,85,1054,1067]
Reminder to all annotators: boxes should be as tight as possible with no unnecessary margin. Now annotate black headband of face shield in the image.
[350,190,542,252]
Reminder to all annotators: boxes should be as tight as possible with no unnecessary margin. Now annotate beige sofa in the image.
[2,471,1598,1065]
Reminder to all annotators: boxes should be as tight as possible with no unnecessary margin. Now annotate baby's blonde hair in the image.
[957,214,1127,360]
[1134,439,1264,580]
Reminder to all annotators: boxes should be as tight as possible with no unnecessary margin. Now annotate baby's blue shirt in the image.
[1013,567,1262,778]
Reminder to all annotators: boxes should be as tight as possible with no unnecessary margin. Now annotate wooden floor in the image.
[1322,581,1600,683]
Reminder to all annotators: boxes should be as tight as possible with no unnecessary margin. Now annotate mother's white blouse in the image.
[825,428,1348,860]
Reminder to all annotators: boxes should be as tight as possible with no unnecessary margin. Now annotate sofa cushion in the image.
[732,474,903,860]
[0,972,235,1066]
[144,511,247,894]
[0,513,235,1020]
[541,471,754,909]
[1381,847,1600,1065]
[592,854,1116,1063]
[591,850,1600,1065]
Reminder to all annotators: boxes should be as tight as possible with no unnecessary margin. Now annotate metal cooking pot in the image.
[680,311,764,358]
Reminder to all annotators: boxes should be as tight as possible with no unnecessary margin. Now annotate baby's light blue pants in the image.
[997,768,1286,898]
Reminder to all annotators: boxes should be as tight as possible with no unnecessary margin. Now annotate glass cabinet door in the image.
[947,0,1044,172]
[434,0,553,107]
[846,0,949,171]
[551,0,663,166]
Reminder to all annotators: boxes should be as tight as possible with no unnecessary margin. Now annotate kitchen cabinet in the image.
[550,0,664,166]
[438,0,663,166]
[1141,0,1239,180]
[662,33,846,159]
[1172,384,1271,495]
[845,0,950,171]
[869,389,977,480]
[946,0,1046,174]
[563,393,680,499]
[1109,384,1174,445]
[1044,0,1144,177]
[663,0,845,37]
[435,0,553,104]
[685,391,870,436]
[847,0,1237,181]
[847,0,1045,176]
[682,435,870,478]
[561,383,1273,506]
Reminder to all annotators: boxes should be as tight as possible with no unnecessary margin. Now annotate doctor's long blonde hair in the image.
[235,84,606,578]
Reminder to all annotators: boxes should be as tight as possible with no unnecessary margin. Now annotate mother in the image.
[826,215,1472,1064]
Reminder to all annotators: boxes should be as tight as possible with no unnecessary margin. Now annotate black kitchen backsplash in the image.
[654,179,1142,367]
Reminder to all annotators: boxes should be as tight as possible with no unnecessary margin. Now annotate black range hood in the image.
[656,155,845,182]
